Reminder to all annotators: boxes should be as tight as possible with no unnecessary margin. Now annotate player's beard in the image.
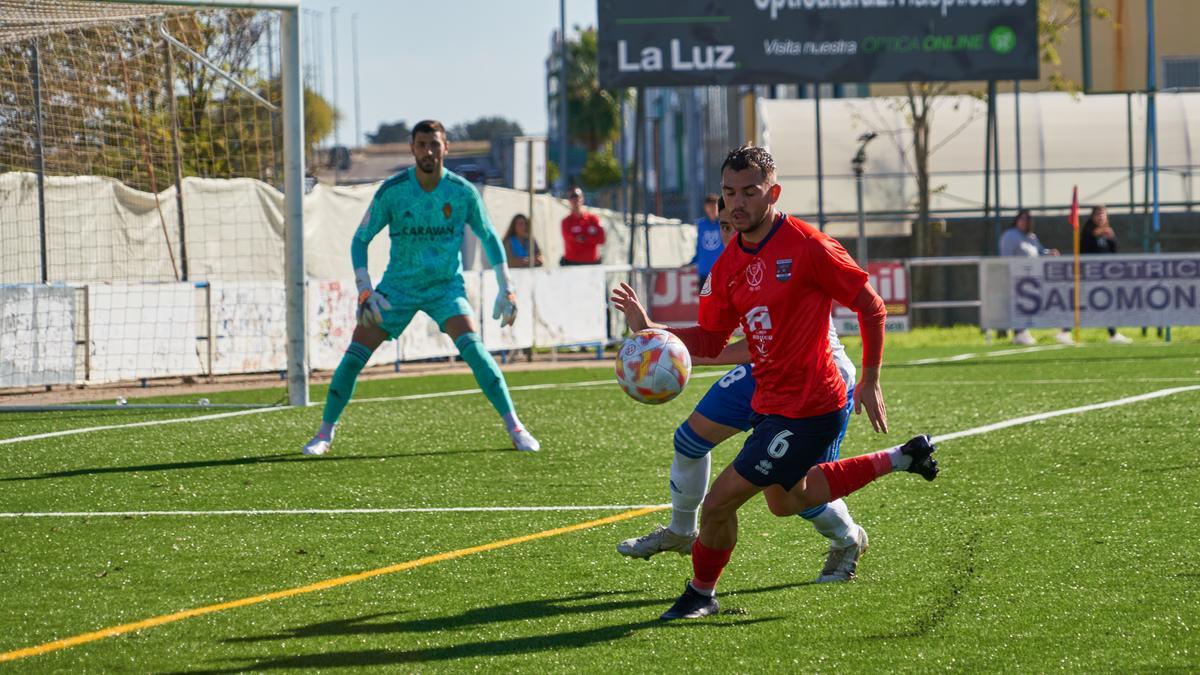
[732,205,772,237]
[417,156,438,174]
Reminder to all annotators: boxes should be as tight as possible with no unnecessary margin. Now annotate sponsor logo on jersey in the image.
[745,305,772,332]
[746,259,765,290]
[442,202,453,219]
[775,258,792,282]
[395,224,455,238]
[745,305,773,358]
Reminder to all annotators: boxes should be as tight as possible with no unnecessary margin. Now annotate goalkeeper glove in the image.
[354,268,392,328]
[493,277,517,327]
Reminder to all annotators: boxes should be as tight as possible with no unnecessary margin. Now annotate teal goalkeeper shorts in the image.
[375,279,474,339]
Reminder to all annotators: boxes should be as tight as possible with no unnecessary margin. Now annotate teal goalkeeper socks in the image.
[322,342,373,425]
[454,332,515,417]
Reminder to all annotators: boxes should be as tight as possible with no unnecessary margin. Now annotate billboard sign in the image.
[598,0,1039,88]
[1007,255,1200,329]
[834,260,911,335]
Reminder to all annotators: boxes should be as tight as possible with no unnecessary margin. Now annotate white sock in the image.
[318,422,335,440]
[807,498,855,544]
[887,445,912,471]
[502,412,522,433]
[668,452,710,535]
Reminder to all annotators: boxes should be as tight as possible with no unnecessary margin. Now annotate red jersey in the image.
[699,214,868,419]
[561,213,605,263]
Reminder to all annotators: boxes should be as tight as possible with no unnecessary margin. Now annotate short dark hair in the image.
[412,120,446,140]
[704,193,719,205]
[721,144,776,182]
[717,196,725,213]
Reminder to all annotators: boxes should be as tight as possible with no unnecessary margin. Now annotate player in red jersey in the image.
[611,145,939,620]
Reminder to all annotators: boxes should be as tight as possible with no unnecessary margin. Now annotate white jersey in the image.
[829,319,856,390]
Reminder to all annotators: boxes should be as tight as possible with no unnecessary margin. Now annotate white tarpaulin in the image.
[210,282,288,375]
[0,285,75,387]
[87,284,198,383]
[1,172,696,286]
[1,170,696,386]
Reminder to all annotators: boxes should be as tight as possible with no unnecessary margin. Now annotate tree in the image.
[551,27,627,152]
[579,144,621,190]
[448,116,523,142]
[367,120,410,144]
[874,0,1109,259]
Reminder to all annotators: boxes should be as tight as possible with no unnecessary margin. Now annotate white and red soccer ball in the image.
[615,328,692,404]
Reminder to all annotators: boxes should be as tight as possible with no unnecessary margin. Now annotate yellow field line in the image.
[0,505,666,663]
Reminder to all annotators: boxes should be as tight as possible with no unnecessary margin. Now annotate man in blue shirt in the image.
[302,120,540,455]
[691,194,723,283]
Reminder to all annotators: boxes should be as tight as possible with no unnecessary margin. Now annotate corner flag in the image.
[1071,186,1081,343]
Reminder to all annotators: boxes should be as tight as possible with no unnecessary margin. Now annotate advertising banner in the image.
[598,0,1039,88]
[1008,255,1200,329]
[834,260,911,335]
[650,261,909,335]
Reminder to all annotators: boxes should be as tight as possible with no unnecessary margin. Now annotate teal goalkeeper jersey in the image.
[352,167,505,297]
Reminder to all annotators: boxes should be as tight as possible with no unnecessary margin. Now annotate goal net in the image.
[0,0,307,406]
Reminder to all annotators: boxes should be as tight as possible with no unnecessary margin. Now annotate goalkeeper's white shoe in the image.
[617,525,697,560]
[816,525,869,583]
[302,434,332,456]
[509,427,540,452]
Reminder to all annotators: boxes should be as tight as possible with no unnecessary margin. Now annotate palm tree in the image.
[553,27,626,152]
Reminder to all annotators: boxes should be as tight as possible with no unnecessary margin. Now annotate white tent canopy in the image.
[758,91,1200,230]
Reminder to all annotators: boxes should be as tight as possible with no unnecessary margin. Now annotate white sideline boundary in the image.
[0,343,1162,447]
[0,505,672,518]
[4,384,1197,519]
[902,344,1069,365]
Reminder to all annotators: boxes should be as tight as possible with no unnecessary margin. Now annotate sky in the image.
[297,0,598,145]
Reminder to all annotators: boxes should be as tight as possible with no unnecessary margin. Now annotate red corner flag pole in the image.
[1070,186,1081,344]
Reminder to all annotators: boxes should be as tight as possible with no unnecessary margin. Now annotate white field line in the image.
[0,505,672,518]
[4,384,1197,520]
[893,377,1200,386]
[929,385,1200,445]
[902,343,1069,365]
[0,342,1166,447]
[0,373,726,446]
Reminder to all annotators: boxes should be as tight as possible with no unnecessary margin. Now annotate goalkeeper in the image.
[303,120,540,455]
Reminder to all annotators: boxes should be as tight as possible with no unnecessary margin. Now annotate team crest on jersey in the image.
[775,258,792,281]
[442,202,452,219]
[701,230,722,251]
[699,274,712,297]
[745,259,765,290]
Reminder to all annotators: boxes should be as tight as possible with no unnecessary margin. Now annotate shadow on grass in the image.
[0,448,510,482]
[183,591,776,672]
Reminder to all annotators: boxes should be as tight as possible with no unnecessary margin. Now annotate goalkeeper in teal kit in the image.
[303,120,540,455]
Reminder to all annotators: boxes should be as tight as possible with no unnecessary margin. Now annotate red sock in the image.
[818,451,893,501]
[690,539,733,594]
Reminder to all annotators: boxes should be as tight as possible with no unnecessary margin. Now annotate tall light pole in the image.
[558,0,568,193]
[852,131,878,267]
[351,12,362,148]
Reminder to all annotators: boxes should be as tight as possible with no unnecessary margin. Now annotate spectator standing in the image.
[691,194,724,284]
[1081,205,1132,344]
[560,186,605,265]
[999,209,1073,346]
[503,214,543,268]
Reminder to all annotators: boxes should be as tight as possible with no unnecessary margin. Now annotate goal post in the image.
[0,0,308,408]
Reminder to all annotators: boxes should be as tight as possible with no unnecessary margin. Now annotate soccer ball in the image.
[615,328,692,404]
